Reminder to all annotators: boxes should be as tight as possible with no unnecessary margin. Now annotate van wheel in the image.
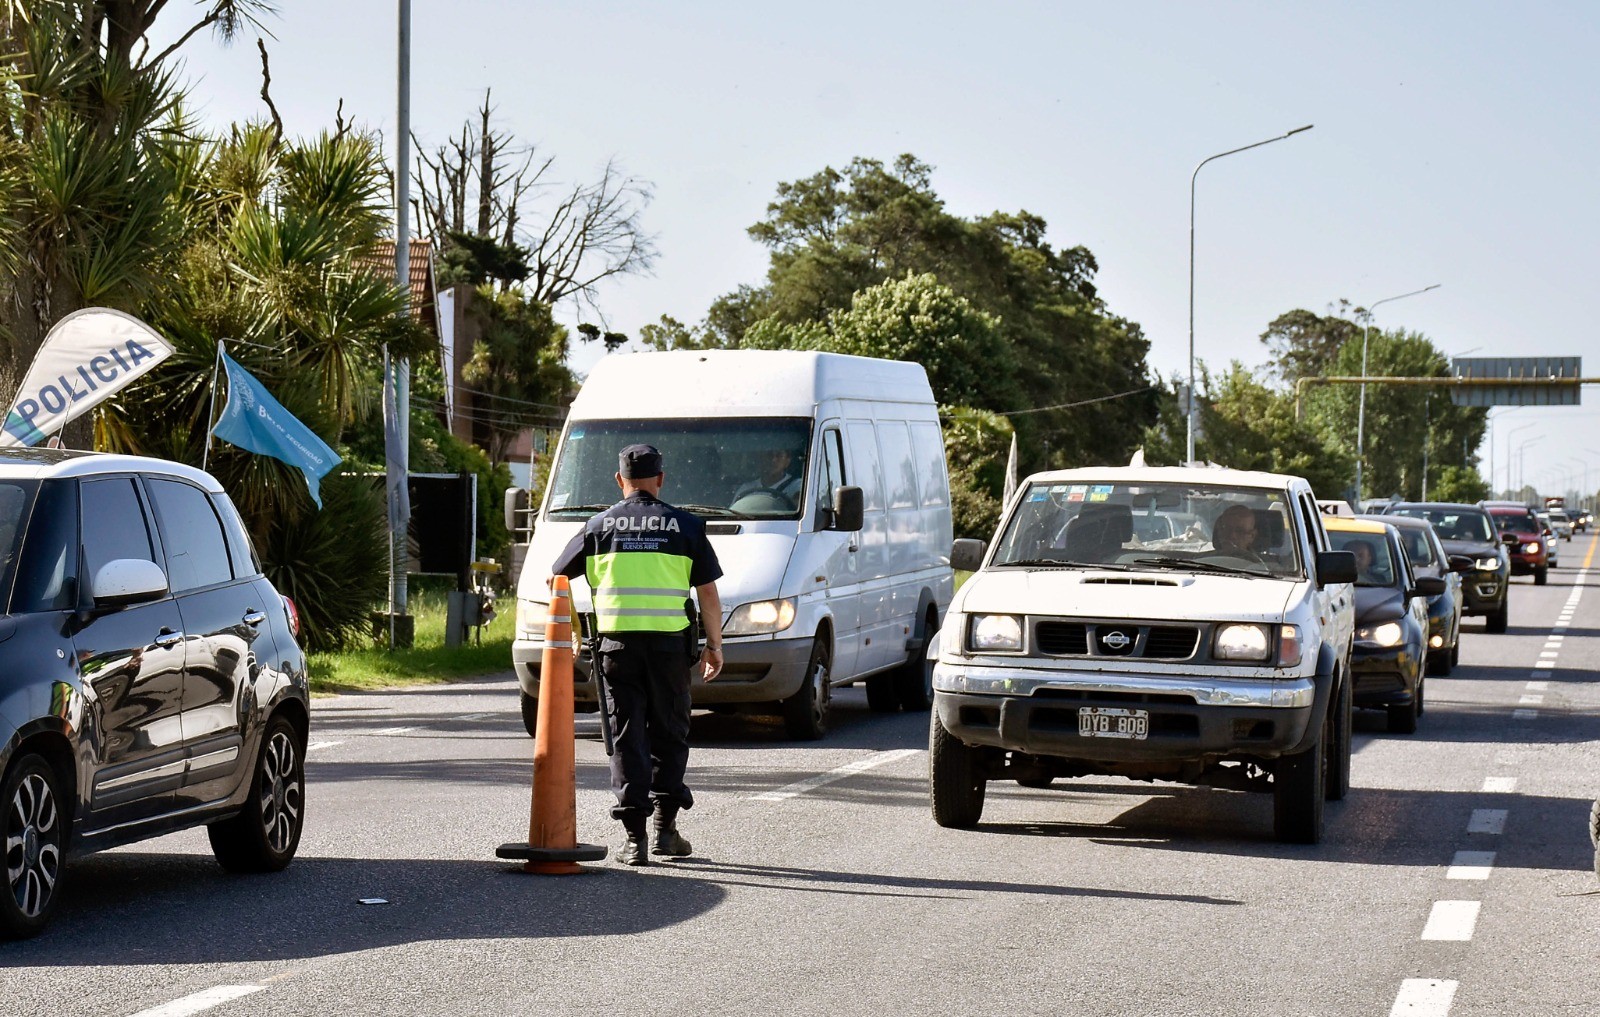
[782,636,831,740]
[894,613,938,711]
[1324,675,1351,802]
[864,671,898,712]
[520,692,539,737]
[208,715,305,873]
[1273,708,1327,843]
[930,709,985,828]
[1,754,66,939]
[1485,603,1508,634]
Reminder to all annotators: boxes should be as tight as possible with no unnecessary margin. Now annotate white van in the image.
[512,350,956,739]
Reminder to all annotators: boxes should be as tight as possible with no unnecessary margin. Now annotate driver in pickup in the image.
[735,447,803,504]
[1212,504,1264,562]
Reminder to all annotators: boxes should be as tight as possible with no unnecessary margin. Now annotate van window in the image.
[910,421,947,507]
[846,422,884,511]
[876,422,918,509]
[546,417,813,520]
[818,428,845,512]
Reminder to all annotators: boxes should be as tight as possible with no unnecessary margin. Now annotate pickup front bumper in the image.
[932,662,1323,763]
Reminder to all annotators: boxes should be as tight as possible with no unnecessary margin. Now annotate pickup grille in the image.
[1146,627,1200,659]
[1035,622,1090,655]
[1032,619,1203,661]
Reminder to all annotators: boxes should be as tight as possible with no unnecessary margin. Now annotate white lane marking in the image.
[375,726,416,735]
[1519,695,1544,705]
[305,741,344,752]
[1513,708,1539,720]
[1420,900,1481,941]
[1533,660,1556,669]
[127,986,265,1017]
[1447,850,1496,880]
[750,749,921,801]
[1553,620,1570,628]
[1526,681,1549,691]
[1538,651,1559,658]
[1481,776,1517,793]
[457,712,493,722]
[1390,979,1458,1017]
[1468,809,1507,834]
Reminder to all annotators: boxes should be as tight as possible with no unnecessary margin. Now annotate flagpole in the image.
[202,339,224,472]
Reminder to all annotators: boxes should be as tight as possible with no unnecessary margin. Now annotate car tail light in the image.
[282,596,301,638]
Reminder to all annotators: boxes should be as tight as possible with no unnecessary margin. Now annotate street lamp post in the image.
[1355,284,1441,503]
[1187,124,1314,463]
[1514,436,1541,495]
[1504,422,1536,497]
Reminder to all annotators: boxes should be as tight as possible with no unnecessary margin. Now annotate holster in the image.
[684,598,702,664]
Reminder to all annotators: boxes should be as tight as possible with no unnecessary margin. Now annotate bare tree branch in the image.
[255,37,281,150]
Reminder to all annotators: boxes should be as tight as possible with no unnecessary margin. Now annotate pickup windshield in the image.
[545,417,814,520]
[991,480,1303,579]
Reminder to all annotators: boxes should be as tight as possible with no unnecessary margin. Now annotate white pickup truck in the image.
[932,466,1358,843]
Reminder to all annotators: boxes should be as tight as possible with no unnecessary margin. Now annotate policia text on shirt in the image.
[553,443,724,867]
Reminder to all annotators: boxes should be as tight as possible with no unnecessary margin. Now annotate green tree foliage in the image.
[940,405,1014,539]
[711,155,1157,470]
[1430,465,1490,503]
[1259,302,1362,385]
[460,287,574,462]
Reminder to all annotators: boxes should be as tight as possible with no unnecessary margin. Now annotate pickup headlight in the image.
[1357,621,1405,647]
[723,598,796,636]
[1522,542,1541,555]
[969,614,1023,652]
[1214,623,1271,662]
[1474,557,1501,571]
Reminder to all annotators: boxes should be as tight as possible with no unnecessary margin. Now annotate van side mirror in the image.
[1410,576,1448,599]
[831,486,864,532]
[950,538,987,572]
[504,487,531,541]
[91,558,169,608]
[1315,550,1357,587]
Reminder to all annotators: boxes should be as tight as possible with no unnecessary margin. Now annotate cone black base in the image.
[495,841,608,862]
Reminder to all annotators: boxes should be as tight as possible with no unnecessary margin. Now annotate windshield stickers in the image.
[1088,484,1113,503]
[1067,484,1087,502]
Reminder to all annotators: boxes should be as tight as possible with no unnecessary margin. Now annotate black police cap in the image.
[618,443,663,479]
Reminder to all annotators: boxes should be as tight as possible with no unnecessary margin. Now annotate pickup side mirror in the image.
[91,558,169,608]
[1315,550,1357,587]
[1446,554,1474,573]
[830,485,864,532]
[1410,575,1448,599]
[950,538,987,573]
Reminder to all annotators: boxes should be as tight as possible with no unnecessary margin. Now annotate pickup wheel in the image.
[929,708,985,828]
[1324,674,1352,802]
[1274,708,1327,844]
[1485,602,1508,634]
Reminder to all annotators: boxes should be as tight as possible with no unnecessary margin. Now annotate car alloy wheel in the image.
[2,756,65,937]
[258,729,302,855]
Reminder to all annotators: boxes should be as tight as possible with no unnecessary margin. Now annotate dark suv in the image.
[0,450,308,937]
[1384,503,1511,632]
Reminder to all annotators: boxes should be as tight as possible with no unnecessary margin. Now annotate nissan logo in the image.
[1102,630,1132,650]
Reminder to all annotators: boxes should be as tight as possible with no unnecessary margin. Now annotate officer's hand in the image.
[700,646,724,682]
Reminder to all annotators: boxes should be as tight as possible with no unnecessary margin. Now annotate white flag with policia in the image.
[0,308,174,447]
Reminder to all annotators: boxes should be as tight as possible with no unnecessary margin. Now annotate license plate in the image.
[1078,707,1149,740]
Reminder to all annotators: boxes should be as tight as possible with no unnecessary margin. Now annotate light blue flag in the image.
[212,352,341,507]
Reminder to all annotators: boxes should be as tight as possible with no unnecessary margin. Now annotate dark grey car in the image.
[0,450,308,938]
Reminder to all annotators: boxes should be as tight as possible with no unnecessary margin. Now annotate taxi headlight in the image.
[1474,557,1501,571]
[969,614,1023,652]
[1213,623,1271,661]
[517,599,547,639]
[723,598,796,636]
[1357,621,1404,647]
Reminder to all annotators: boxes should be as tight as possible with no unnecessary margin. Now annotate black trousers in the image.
[598,632,694,823]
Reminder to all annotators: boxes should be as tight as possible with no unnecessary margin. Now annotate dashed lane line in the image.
[1390,979,1458,1017]
[1481,777,1517,793]
[1519,695,1544,705]
[750,749,920,801]
[305,740,344,752]
[1420,901,1481,941]
[1446,851,1496,881]
[1526,681,1549,691]
[126,986,264,1017]
[1512,708,1539,720]
[1468,809,1507,835]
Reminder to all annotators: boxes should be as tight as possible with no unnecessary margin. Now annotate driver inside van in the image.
[735,447,803,504]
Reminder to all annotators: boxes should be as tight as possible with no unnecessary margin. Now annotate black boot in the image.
[652,804,692,857]
[619,816,650,867]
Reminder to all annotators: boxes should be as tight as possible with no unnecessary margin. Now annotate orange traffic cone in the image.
[496,574,607,874]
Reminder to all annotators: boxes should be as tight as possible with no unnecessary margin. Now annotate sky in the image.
[147,1,1600,498]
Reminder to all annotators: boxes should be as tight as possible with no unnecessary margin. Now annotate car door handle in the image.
[243,610,267,627]
[154,629,184,649]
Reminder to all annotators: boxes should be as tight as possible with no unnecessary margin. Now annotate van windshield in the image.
[545,417,814,520]
[991,480,1303,579]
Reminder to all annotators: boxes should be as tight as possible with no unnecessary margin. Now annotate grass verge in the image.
[308,583,512,694]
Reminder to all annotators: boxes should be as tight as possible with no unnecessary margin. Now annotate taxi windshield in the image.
[545,417,813,520]
[990,480,1303,578]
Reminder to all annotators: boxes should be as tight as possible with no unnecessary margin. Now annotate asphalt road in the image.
[5,537,1598,1017]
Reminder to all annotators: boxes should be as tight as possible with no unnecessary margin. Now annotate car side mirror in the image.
[1446,554,1474,573]
[1411,575,1448,599]
[950,538,987,573]
[1315,550,1357,587]
[831,485,864,532]
[91,558,169,608]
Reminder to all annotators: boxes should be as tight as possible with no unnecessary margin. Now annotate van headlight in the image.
[1213,623,1271,661]
[723,598,796,636]
[1357,621,1404,647]
[969,614,1023,652]
[1474,557,1501,571]
[517,599,547,640]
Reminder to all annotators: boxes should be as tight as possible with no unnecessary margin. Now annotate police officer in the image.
[552,444,724,866]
